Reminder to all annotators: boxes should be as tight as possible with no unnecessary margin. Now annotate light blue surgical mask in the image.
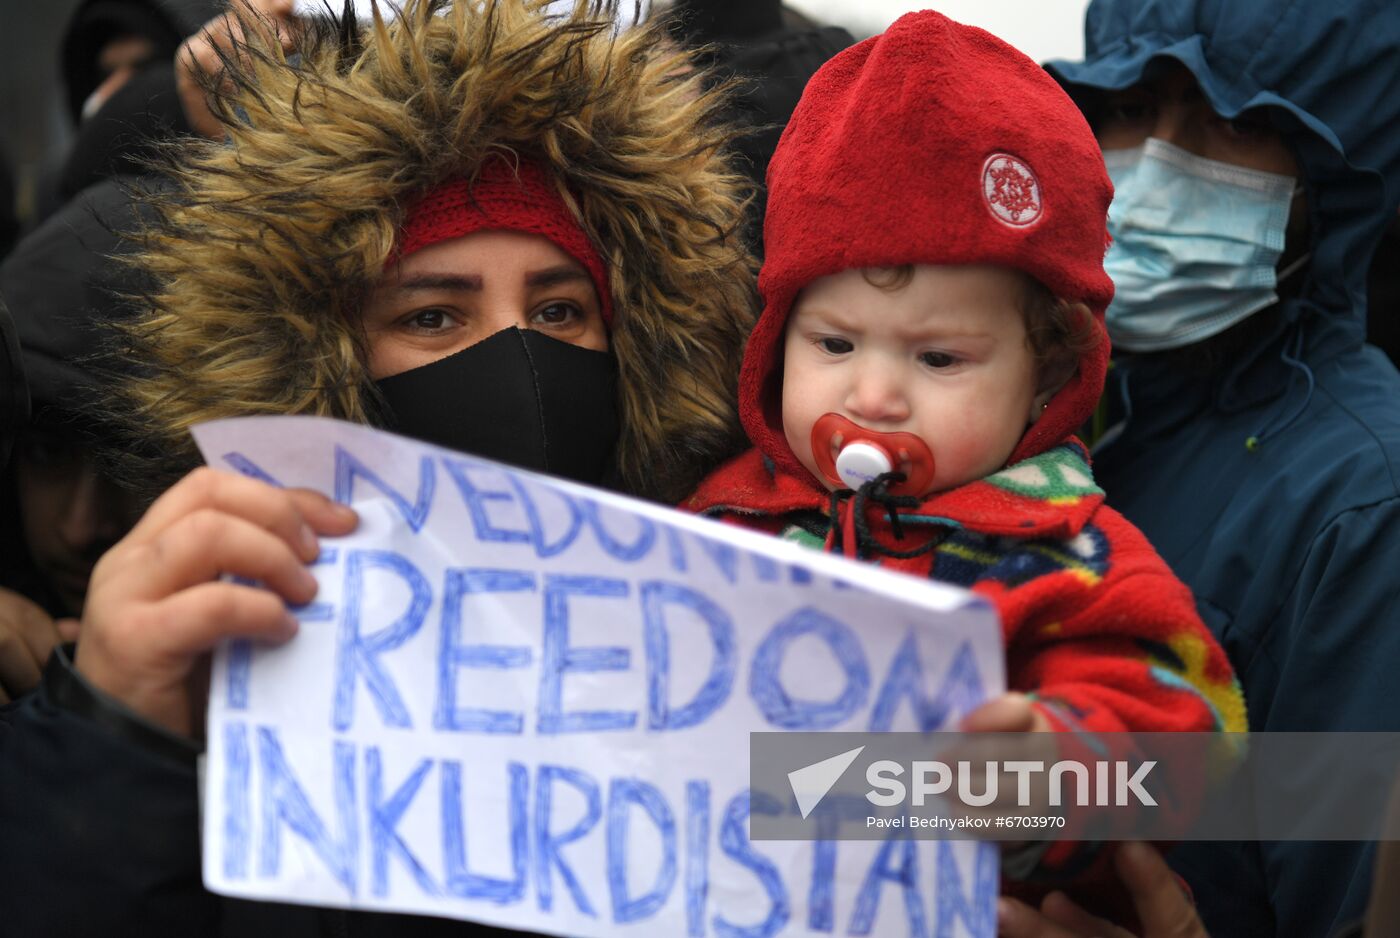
[1102,138,1304,353]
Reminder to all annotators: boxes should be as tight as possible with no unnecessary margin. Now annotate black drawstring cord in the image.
[825,471,947,560]
[825,485,854,549]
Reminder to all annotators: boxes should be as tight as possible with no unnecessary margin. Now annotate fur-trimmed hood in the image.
[116,0,756,504]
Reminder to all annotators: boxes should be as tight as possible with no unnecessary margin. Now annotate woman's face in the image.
[362,229,608,380]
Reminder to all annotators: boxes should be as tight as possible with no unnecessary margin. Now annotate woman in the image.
[0,2,754,934]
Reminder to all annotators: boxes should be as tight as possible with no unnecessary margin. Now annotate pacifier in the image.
[810,413,936,497]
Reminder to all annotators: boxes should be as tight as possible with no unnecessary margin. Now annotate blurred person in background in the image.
[664,0,852,254]
[40,0,223,216]
[0,176,147,702]
[1045,0,1400,934]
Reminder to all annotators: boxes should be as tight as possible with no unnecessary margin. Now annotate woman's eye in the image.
[534,302,580,327]
[919,351,958,369]
[818,337,853,355]
[408,308,450,330]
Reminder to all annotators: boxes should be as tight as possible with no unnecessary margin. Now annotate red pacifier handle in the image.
[810,413,936,497]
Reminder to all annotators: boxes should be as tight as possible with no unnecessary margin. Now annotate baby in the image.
[686,10,1246,885]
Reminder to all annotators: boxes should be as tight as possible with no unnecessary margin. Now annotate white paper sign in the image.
[195,416,1005,937]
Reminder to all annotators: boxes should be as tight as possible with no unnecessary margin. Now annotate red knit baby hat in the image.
[740,10,1115,479]
[394,156,613,323]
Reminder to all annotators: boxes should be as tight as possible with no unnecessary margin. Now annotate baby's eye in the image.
[818,337,853,355]
[533,302,580,327]
[919,351,959,369]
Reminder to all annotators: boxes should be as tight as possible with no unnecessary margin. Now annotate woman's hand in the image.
[75,468,356,738]
[176,0,301,139]
[998,842,1210,938]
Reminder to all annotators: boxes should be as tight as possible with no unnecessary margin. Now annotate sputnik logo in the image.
[788,746,866,819]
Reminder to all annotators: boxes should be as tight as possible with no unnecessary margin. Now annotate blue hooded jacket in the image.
[1048,1,1400,935]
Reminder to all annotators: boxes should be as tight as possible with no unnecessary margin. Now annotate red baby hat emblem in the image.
[810,413,937,497]
[982,153,1043,228]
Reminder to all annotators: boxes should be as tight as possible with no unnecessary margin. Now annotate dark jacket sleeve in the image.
[0,646,216,938]
[1247,505,1400,938]
[0,649,561,938]
[1170,506,1400,938]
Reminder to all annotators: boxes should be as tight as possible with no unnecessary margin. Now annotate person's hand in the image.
[74,468,357,738]
[176,0,301,139]
[997,842,1209,937]
[962,692,1055,734]
[0,587,80,703]
[959,692,1057,815]
[1364,773,1400,936]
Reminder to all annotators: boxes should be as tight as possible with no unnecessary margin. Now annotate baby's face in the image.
[782,264,1045,496]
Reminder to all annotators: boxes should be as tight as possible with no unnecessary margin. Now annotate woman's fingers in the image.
[998,897,1080,938]
[115,510,320,609]
[1114,842,1206,936]
[138,580,301,656]
[77,581,300,737]
[113,470,357,579]
[999,845,1208,938]
[75,469,357,738]
[1039,890,1131,937]
[288,486,359,537]
[999,892,1138,938]
[124,469,309,559]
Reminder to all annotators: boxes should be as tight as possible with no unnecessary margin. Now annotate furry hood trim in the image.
[117,0,756,503]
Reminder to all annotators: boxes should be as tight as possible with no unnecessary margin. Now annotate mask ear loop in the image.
[1276,184,1312,287]
[1276,252,1311,285]
[1244,324,1315,452]
[1243,184,1314,451]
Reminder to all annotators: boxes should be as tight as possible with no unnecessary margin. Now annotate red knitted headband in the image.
[393,156,613,323]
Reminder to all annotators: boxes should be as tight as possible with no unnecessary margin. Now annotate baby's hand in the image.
[948,693,1058,823]
[960,692,1054,733]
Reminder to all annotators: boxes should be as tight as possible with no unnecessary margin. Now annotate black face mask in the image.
[373,327,620,487]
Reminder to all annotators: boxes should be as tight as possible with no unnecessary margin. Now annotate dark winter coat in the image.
[1047,0,1400,935]
[0,2,756,935]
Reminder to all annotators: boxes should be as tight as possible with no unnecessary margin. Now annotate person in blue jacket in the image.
[1044,0,1400,935]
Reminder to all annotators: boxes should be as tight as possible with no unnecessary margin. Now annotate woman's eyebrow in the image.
[393,273,483,292]
[525,266,592,289]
